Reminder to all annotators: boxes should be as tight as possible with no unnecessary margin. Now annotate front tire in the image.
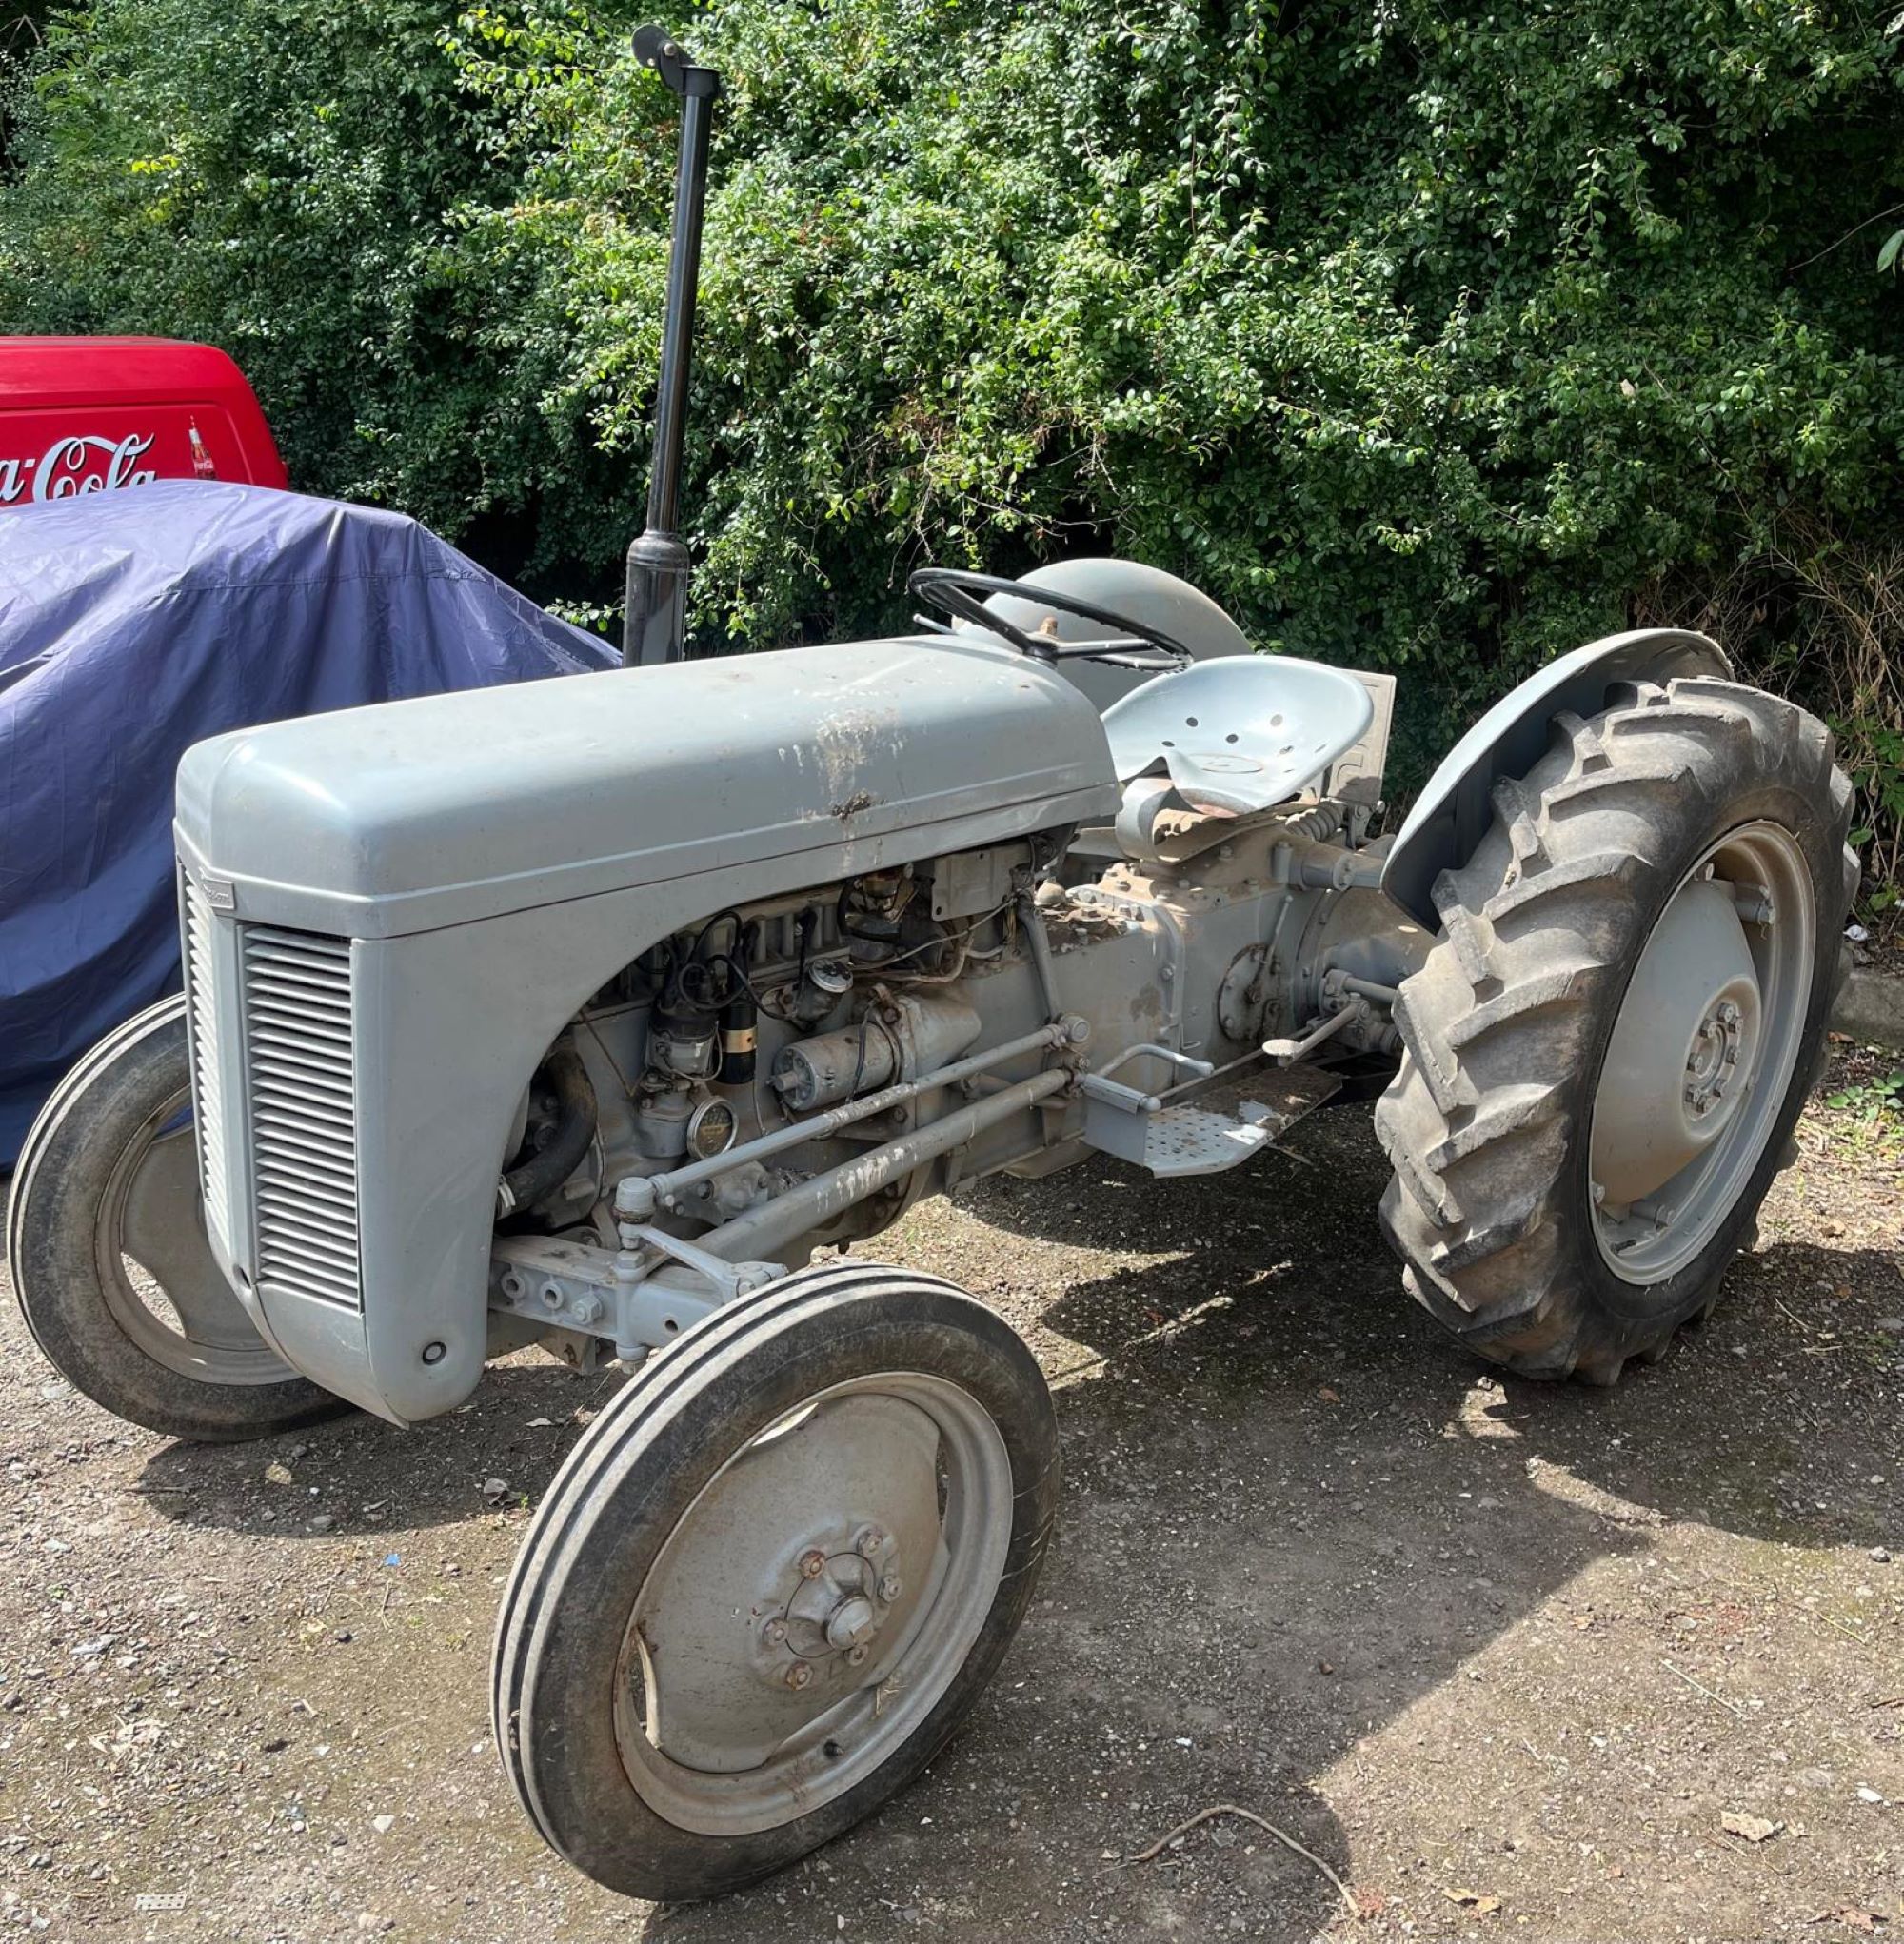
[493,1260,1059,1901]
[8,998,349,1441]
[1375,678,1855,1383]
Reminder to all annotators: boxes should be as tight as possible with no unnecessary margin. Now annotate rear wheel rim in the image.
[1588,820,1815,1284]
[94,1085,294,1385]
[611,1370,1014,1837]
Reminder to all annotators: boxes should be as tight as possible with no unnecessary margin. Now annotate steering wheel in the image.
[906,567,1193,671]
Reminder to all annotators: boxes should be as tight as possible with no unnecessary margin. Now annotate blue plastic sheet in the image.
[0,480,616,1162]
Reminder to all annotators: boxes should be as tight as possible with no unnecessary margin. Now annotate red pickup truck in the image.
[0,336,287,506]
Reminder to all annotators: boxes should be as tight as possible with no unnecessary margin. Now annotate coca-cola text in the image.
[0,432,159,505]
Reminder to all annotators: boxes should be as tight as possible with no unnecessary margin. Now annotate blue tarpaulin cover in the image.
[0,480,616,1162]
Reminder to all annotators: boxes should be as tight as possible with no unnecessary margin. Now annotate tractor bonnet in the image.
[174,632,1122,939]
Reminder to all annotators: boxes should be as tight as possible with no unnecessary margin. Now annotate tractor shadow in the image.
[121,1100,1899,1942]
[973,1097,1900,1555]
[665,1098,1895,1942]
[131,1357,630,1537]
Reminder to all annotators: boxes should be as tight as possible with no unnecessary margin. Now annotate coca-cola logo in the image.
[0,433,158,505]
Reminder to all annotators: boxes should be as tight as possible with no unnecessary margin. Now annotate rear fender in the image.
[1380,629,1731,930]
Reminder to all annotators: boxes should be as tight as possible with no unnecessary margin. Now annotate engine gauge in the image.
[685,1098,739,1160]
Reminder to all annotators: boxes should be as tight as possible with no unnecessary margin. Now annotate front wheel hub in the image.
[613,1375,1015,1831]
[765,1537,900,1672]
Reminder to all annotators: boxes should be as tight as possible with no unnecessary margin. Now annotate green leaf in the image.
[0,0,1897,932]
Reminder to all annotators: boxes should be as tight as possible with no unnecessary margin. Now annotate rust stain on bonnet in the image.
[810,703,898,823]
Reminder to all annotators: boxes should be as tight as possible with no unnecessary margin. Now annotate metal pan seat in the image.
[1100,656,1375,817]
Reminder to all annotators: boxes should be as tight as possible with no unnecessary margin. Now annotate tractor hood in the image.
[174,632,1121,938]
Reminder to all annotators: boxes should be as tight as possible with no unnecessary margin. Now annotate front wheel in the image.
[8,997,349,1441]
[1376,677,1856,1383]
[492,1260,1059,1901]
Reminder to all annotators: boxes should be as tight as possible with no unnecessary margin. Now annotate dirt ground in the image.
[1,1053,1898,1944]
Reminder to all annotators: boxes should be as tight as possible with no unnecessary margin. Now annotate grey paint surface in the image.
[175,633,1121,939]
[1380,628,1733,929]
[1101,657,1373,813]
[173,631,1124,1422]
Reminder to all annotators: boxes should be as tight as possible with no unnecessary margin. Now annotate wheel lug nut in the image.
[785,1660,812,1690]
[855,1527,884,1559]
[799,1549,826,1579]
[846,1644,867,1666]
[763,1617,786,1646]
[878,1575,902,1602]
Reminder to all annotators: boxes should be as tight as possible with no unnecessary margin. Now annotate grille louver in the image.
[182,880,232,1252]
[242,927,362,1313]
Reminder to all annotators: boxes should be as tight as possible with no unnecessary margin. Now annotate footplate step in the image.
[1082,1060,1340,1177]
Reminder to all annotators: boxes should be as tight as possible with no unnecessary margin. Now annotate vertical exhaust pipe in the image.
[623,26,722,668]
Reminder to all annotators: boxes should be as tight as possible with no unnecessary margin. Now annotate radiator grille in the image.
[241,927,361,1313]
[181,880,232,1251]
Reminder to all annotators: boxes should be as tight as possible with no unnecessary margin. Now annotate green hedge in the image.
[3,0,1902,824]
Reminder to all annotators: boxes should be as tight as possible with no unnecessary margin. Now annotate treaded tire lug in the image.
[1375,678,1853,1383]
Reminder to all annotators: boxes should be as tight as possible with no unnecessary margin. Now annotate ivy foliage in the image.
[0,0,560,534]
[2,0,1902,776]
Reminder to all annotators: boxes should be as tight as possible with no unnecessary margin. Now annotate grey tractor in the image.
[7,28,1857,1904]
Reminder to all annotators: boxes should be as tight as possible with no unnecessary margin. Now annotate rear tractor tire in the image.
[1376,678,1856,1383]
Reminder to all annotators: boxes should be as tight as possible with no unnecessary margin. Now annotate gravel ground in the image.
[0,1053,1898,1943]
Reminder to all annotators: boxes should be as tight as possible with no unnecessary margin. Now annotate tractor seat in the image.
[1100,656,1376,817]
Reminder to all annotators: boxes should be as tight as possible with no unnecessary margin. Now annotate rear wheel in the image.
[493,1260,1059,1901]
[1376,678,1855,1382]
[8,998,348,1440]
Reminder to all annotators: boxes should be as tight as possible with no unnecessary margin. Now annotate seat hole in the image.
[1225,733,1239,744]
[1161,739,1174,747]
[1185,716,1199,727]
[1270,714,1284,727]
